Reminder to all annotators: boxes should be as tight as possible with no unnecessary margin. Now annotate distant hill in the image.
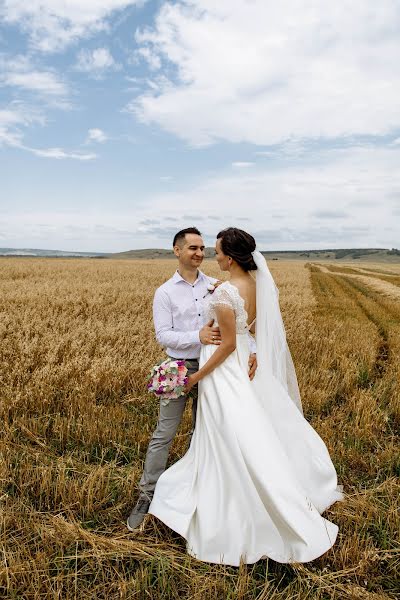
[0,248,107,258]
[111,248,215,259]
[111,248,179,259]
[110,247,400,262]
[1,247,399,262]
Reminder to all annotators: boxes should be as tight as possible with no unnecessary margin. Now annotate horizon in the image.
[0,244,395,256]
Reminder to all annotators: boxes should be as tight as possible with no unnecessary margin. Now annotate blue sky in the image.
[0,0,399,252]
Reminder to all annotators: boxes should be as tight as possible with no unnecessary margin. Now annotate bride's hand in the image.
[185,374,198,394]
[248,354,257,380]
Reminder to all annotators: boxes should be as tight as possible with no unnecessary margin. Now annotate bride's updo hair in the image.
[216,227,257,271]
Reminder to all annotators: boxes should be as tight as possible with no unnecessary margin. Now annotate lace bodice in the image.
[206,282,250,334]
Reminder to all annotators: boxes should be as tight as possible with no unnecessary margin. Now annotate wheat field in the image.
[0,257,399,600]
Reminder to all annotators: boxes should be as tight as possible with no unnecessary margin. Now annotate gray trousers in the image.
[139,358,199,496]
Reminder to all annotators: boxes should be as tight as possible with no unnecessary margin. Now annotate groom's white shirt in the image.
[153,269,215,359]
[153,269,256,359]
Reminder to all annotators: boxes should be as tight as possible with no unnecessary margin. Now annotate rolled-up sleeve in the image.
[153,287,201,352]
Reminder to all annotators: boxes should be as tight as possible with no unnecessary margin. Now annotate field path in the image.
[313,263,400,301]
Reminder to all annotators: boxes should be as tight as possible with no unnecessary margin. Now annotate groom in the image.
[127,227,257,531]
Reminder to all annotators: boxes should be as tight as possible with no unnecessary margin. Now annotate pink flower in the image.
[147,358,189,400]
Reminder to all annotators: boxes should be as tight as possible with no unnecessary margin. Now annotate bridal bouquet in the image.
[147,359,188,400]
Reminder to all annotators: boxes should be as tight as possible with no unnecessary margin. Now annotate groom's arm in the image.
[153,288,201,351]
[153,288,221,351]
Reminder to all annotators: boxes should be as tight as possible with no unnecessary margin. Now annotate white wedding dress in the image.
[149,258,342,566]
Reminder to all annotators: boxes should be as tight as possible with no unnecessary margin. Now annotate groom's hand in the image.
[248,354,257,380]
[200,319,222,345]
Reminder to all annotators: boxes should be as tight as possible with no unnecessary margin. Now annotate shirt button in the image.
[198,314,201,316]
[195,299,198,301]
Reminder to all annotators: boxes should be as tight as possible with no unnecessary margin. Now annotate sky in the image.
[0,0,399,252]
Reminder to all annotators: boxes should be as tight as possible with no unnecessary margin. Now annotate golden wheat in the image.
[0,258,399,599]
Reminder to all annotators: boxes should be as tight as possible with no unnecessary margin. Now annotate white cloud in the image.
[0,52,95,159]
[75,47,120,76]
[232,161,254,168]
[2,70,68,96]
[136,46,161,70]
[136,144,400,249]
[1,1,145,53]
[311,210,349,219]
[3,147,388,251]
[0,126,21,147]
[0,53,70,108]
[86,128,108,143]
[4,143,395,251]
[0,104,96,160]
[132,0,400,146]
[0,104,45,147]
[27,147,97,160]
[255,151,275,157]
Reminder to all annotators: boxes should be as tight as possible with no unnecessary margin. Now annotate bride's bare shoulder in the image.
[227,278,256,312]
[233,276,256,296]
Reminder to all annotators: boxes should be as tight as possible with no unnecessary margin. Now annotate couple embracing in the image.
[128,227,342,566]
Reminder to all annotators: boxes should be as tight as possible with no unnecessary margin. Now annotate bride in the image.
[148,227,343,566]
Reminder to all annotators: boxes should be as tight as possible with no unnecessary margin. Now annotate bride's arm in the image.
[186,305,236,390]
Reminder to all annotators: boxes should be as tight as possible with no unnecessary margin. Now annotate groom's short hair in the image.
[173,227,202,247]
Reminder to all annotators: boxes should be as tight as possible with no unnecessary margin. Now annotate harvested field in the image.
[0,258,399,599]
[314,264,400,301]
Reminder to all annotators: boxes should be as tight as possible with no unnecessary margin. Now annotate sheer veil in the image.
[252,250,303,414]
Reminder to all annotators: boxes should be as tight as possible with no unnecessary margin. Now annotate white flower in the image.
[203,282,217,299]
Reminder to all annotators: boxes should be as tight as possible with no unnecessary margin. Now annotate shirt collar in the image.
[172,269,207,285]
